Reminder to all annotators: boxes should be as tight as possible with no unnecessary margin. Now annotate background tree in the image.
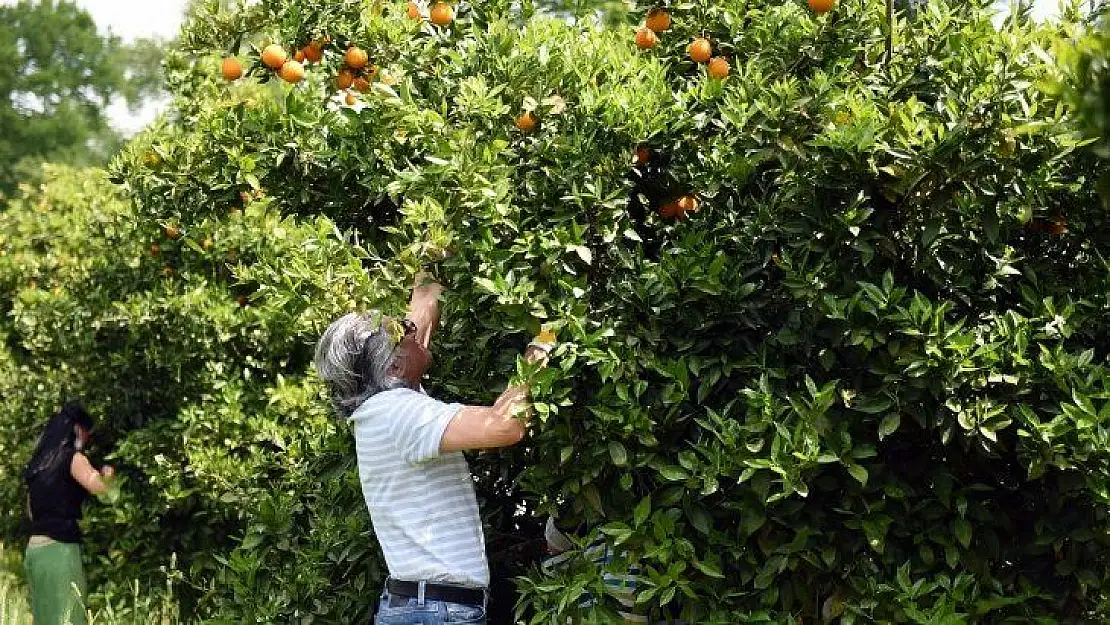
[0,0,166,198]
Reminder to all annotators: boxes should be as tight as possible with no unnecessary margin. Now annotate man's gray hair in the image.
[315,311,405,418]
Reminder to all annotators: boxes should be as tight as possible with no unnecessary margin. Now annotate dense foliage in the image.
[1,0,1108,623]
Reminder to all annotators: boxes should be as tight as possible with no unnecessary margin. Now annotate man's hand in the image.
[524,344,550,367]
[408,272,445,348]
[493,384,531,419]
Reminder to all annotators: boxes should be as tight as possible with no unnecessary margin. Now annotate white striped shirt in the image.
[351,388,489,588]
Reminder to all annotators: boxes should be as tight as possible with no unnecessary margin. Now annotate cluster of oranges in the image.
[634,8,730,80]
[218,1,459,93]
[337,45,376,105]
[220,38,327,85]
[635,0,838,79]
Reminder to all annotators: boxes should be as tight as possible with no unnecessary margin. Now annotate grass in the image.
[0,542,181,625]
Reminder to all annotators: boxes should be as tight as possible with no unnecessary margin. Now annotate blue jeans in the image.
[374,587,486,625]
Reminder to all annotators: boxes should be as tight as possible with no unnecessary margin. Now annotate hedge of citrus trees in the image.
[2,0,1110,622]
[1070,12,1109,159]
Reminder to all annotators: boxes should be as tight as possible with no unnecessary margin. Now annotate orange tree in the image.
[1,0,1109,622]
[1068,11,1109,160]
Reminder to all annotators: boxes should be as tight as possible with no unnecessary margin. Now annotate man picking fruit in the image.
[314,272,551,625]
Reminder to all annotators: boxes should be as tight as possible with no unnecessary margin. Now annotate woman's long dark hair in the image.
[23,401,94,482]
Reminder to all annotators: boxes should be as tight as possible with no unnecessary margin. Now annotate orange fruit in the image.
[708,56,730,79]
[677,195,699,215]
[345,92,357,106]
[645,8,671,33]
[304,41,323,63]
[279,60,305,83]
[635,27,658,50]
[345,46,369,70]
[221,57,243,81]
[634,144,651,164]
[536,328,557,344]
[407,1,421,19]
[261,44,287,69]
[337,69,354,90]
[515,111,537,132]
[353,77,370,93]
[164,225,181,240]
[430,2,453,26]
[808,0,836,13]
[658,201,680,219]
[689,37,712,63]
[294,49,306,63]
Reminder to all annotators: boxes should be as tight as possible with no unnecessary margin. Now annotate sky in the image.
[7,0,1073,135]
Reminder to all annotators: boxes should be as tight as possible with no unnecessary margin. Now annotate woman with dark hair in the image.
[23,400,114,625]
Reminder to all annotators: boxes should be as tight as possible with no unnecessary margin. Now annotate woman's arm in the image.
[70,453,113,496]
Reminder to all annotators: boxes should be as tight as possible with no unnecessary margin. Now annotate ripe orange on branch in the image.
[645,8,671,33]
[353,77,370,93]
[635,27,658,50]
[677,195,699,215]
[515,111,537,132]
[659,200,680,219]
[221,57,243,81]
[345,46,369,70]
[304,41,323,63]
[808,0,836,14]
[407,1,422,19]
[430,2,453,26]
[337,69,354,89]
[708,57,730,79]
[689,37,712,63]
[261,44,287,69]
[279,60,305,83]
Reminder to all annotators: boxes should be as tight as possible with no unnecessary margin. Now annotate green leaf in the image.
[954,518,972,548]
[847,463,868,486]
[878,413,901,440]
[634,495,652,527]
[852,395,893,414]
[686,504,712,535]
[692,558,724,578]
[569,245,592,264]
[658,466,689,481]
[608,441,628,466]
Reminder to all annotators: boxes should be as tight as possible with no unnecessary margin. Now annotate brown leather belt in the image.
[386,578,485,606]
